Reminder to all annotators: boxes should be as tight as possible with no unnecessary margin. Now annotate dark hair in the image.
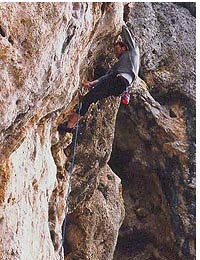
[114,41,128,50]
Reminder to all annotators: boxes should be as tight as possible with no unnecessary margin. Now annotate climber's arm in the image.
[122,24,136,49]
[82,73,111,88]
[82,79,99,88]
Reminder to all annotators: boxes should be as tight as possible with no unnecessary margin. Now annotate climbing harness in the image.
[59,100,82,259]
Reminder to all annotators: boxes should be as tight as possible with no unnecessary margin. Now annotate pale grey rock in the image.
[125,2,195,101]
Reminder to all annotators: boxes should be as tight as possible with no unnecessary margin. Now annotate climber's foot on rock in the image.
[57,122,73,135]
[57,113,79,135]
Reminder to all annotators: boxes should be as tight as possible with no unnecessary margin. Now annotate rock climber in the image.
[58,24,140,134]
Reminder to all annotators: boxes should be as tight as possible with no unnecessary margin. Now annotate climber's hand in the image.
[82,80,98,88]
[82,81,92,88]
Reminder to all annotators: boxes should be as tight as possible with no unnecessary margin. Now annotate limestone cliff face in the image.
[111,3,195,260]
[0,2,195,260]
[0,3,124,260]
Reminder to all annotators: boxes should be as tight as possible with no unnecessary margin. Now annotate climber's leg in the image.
[57,74,128,134]
[79,75,128,116]
[79,78,113,116]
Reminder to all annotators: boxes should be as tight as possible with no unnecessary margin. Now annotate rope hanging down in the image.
[59,101,82,259]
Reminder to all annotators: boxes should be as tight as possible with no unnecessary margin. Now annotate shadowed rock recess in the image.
[0,2,195,260]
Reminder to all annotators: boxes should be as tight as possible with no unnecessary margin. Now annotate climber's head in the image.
[114,41,128,58]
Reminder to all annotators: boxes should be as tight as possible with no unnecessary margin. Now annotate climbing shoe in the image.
[57,122,73,135]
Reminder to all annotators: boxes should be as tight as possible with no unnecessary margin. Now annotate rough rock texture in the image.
[63,97,125,259]
[125,2,196,102]
[111,81,195,260]
[110,3,195,260]
[0,2,125,260]
[49,95,125,260]
[0,2,195,260]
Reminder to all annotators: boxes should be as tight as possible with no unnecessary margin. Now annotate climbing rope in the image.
[59,101,82,259]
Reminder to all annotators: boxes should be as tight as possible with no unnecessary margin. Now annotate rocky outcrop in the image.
[62,97,125,259]
[111,3,195,260]
[0,2,195,260]
[125,2,196,102]
[0,2,125,260]
[175,2,196,17]
[111,81,195,260]
[49,95,125,260]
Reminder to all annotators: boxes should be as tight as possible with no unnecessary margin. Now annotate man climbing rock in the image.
[58,24,140,134]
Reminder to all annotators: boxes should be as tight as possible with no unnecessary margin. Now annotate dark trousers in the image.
[78,74,129,116]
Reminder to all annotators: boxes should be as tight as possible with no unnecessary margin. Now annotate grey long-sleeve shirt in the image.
[98,25,140,85]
